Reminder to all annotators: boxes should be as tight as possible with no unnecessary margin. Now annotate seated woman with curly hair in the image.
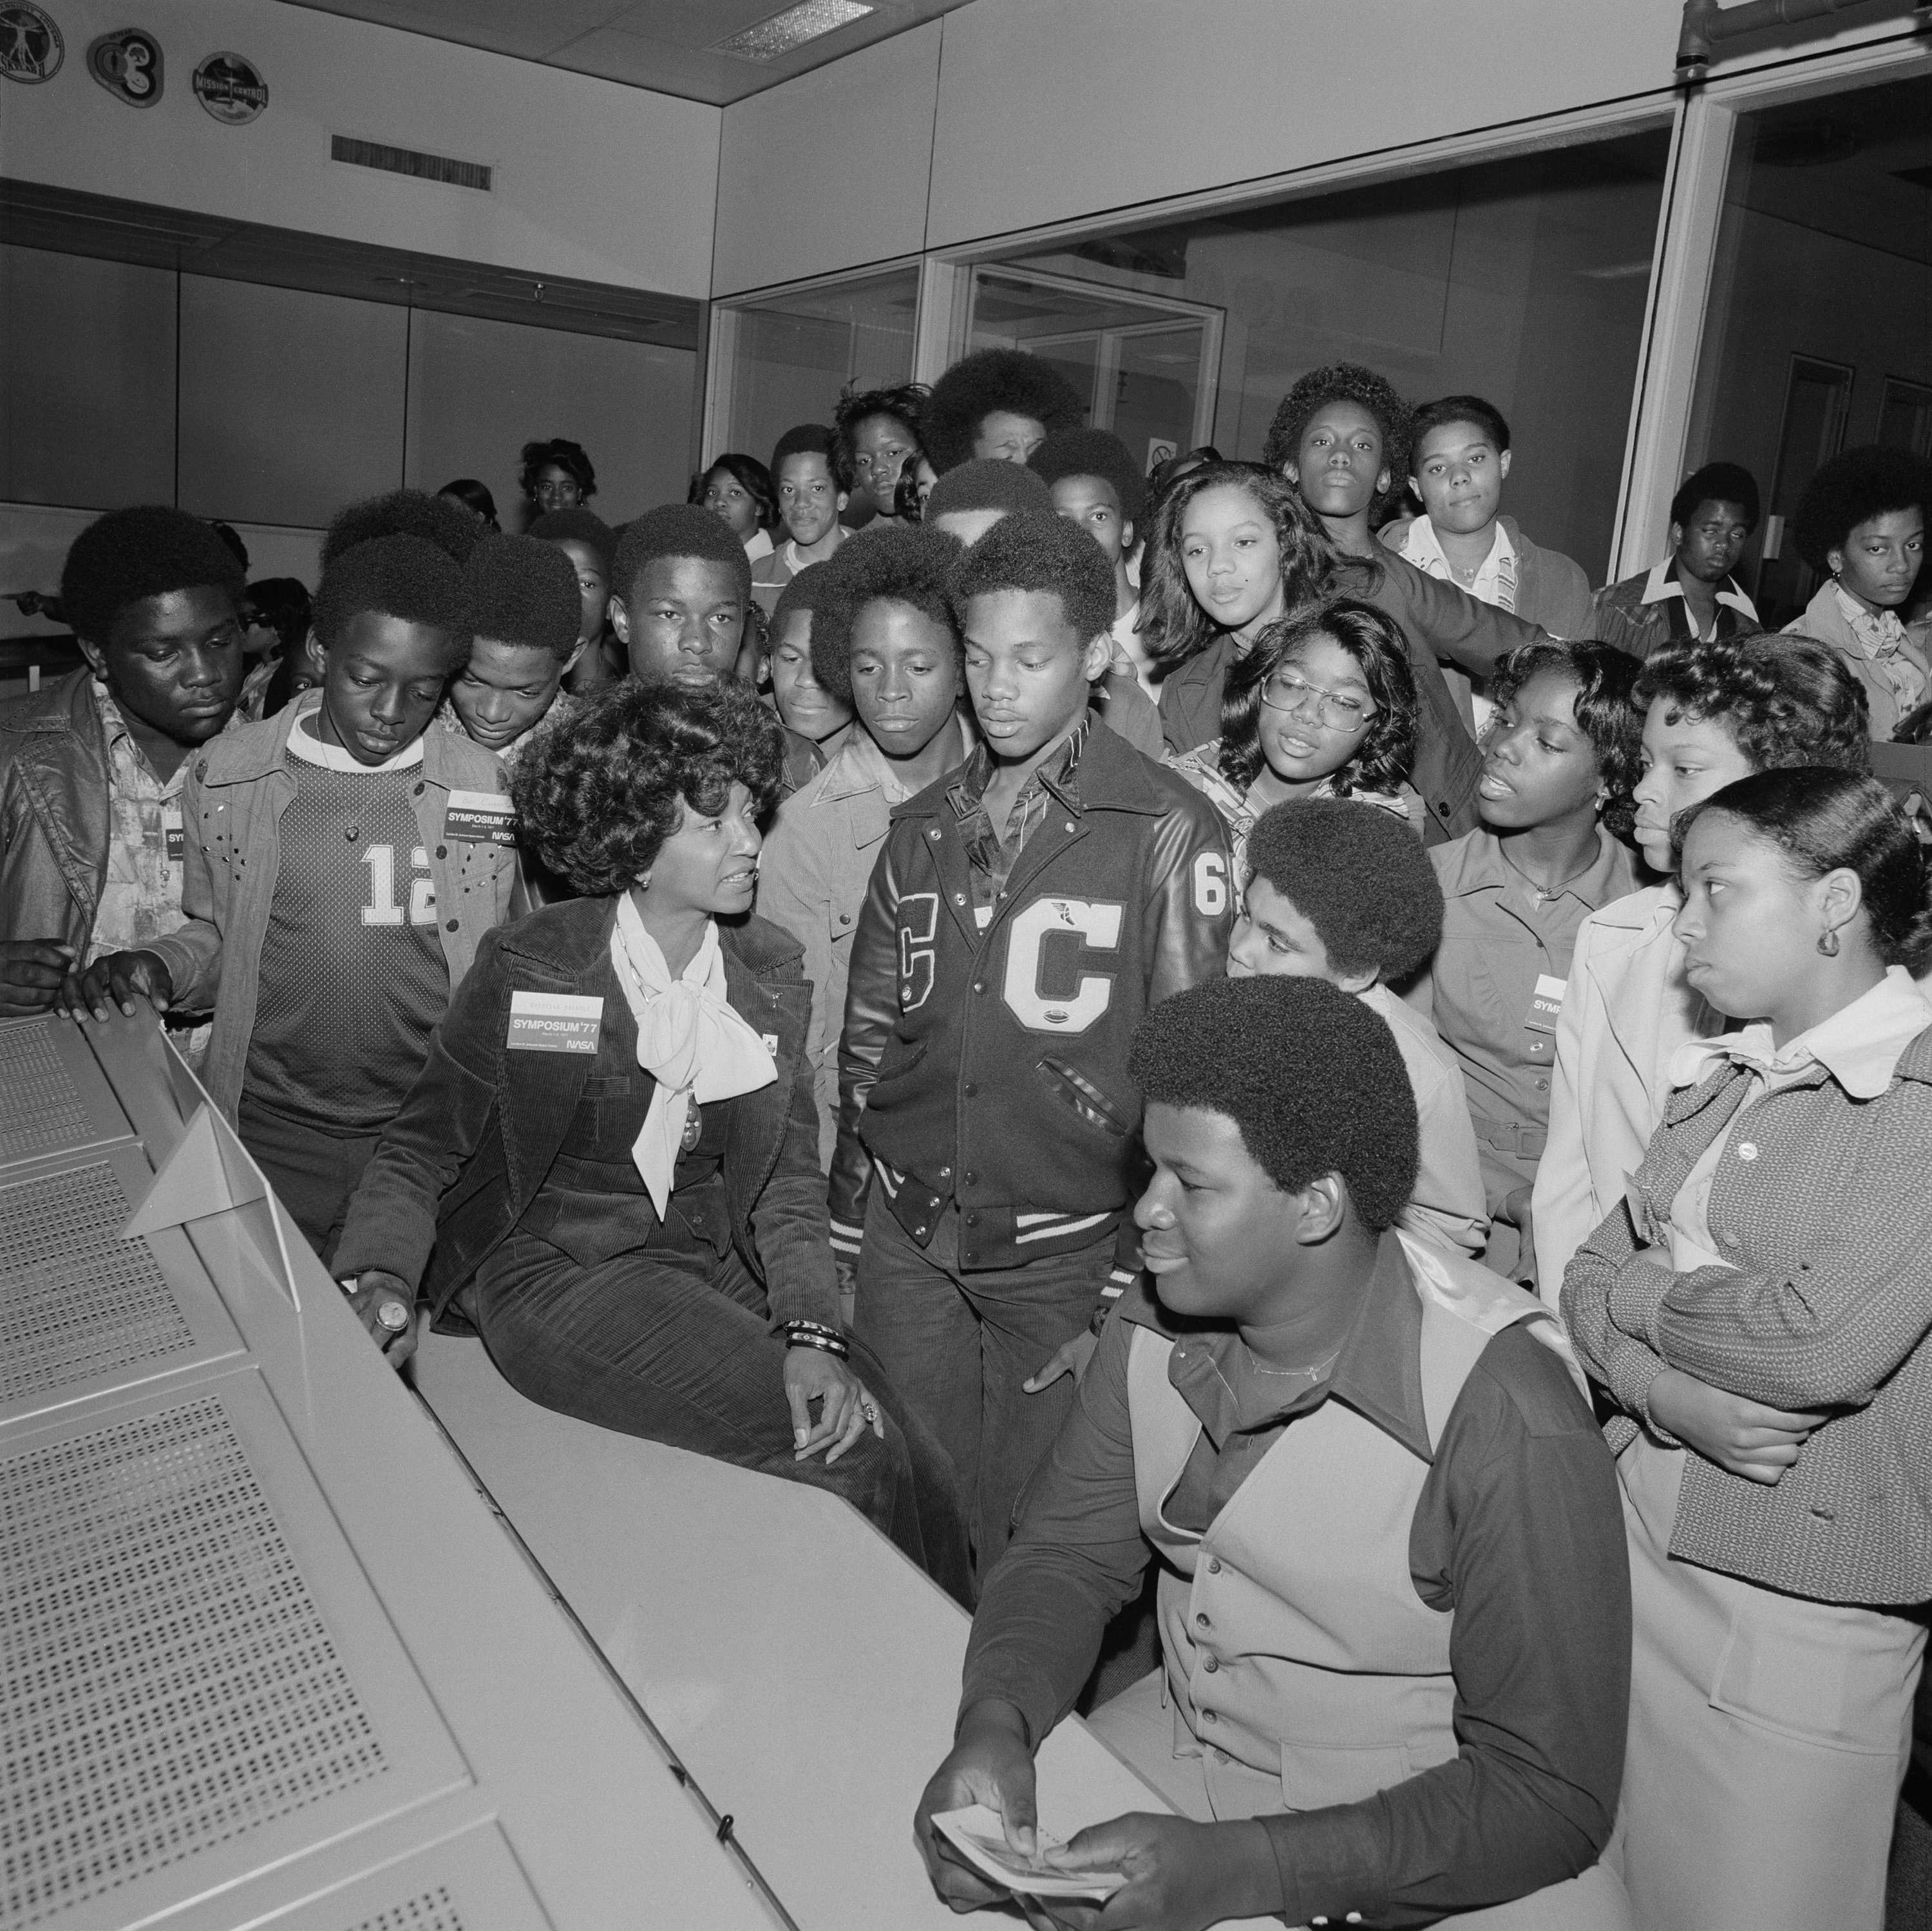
[330,680,969,1600]
[1164,597,1423,903]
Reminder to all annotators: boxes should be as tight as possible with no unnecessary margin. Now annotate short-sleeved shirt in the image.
[243,716,451,1133]
[1427,826,1638,1180]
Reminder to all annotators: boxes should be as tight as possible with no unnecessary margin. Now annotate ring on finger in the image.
[377,1301,410,1331]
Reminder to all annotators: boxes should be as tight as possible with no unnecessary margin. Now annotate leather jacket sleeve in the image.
[829,826,907,1255]
[1142,788,1233,1009]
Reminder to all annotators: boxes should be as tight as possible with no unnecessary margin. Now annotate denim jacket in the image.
[332,899,839,1332]
[147,695,516,1120]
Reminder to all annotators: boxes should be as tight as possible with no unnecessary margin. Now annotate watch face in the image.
[192,49,267,124]
[0,3,64,84]
[88,26,162,106]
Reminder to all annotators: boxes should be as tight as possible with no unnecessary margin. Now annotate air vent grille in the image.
[331,135,491,193]
[0,1395,388,1927]
[0,1162,191,1402]
[0,1026,91,1164]
[346,1887,464,1931]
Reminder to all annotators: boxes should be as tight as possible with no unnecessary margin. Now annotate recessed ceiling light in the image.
[713,0,874,62]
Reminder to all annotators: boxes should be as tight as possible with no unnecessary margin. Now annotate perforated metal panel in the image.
[0,1026,92,1164]
[0,1395,389,1930]
[345,1888,465,1931]
[0,1162,193,1404]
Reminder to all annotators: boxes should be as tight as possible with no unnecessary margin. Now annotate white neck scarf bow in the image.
[607,895,776,1216]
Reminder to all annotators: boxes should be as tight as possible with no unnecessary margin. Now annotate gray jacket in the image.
[0,669,111,951]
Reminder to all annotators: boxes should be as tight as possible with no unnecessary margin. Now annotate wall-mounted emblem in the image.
[192,50,266,124]
[88,26,161,106]
[0,3,64,83]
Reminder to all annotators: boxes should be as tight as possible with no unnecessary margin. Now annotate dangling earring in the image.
[1817,927,1841,957]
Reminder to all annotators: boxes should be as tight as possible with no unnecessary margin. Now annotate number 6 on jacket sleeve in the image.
[1193,851,1229,918]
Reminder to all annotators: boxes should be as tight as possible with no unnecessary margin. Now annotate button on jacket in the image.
[832,723,1230,1270]
[1564,981,1932,1606]
[146,695,517,1123]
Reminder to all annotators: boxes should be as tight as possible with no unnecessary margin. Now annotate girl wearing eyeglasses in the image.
[1423,641,1643,1286]
[1164,598,1423,906]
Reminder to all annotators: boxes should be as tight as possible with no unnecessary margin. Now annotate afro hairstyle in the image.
[527,506,617,574]
[511,678,784,899]
[464,534,583,661]
[321,489,481,570]
[1487,641,1643,840]
[1792,444,1932,572]
[1130,975,1419,1230]
[1635,630,1870,775]
[1670,462,1760,532]
[610,504,754,608]
[1262,363,1414,514]
[808,525,964,705]
[1244,798,1443,984]
[1028,427,1147,525]
[312,533,473,666]
[520,438,596,501]
[923,348,1086,474]
[925,458,1055,523]
[833,382,928,478]
[948,509,1116,646]
[60,506,247,645]
[770,558,837,634]
[770,423,843,489]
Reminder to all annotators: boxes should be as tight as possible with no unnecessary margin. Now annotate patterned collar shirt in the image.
[948,717,1092,926]
[1831,583,1928,720]
[1399,514,1519,615]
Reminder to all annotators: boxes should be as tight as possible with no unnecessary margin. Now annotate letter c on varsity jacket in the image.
[1001,896,1124,1033]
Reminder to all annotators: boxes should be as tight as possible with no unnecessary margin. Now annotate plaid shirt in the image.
[948,718,1092,923]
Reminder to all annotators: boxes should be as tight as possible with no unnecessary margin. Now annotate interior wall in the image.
[0,0,721,296]
[711,0,1922,296]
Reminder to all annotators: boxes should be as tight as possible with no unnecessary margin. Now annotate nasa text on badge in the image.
[88,26,162,106]
[0,3,64,84]
[192,49,267,124]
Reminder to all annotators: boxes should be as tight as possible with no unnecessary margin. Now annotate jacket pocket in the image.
[1278,1738,1415,1812]
[869,1037,928,1095]
[1035,1057,1132,1140]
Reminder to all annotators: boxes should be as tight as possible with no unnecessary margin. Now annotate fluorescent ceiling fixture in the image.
[714,0,875,61]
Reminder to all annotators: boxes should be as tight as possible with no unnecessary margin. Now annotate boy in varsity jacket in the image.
[72,528,518,1266]
[834,513,1231,1582]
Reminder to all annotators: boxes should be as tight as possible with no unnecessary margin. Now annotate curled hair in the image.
[1669,461,1759,532]
[1139,463,1340,677]
[894,454,937,523]
[810,526,963,704]
[61,506,245,644]
[1220,598,1417,797]
[1792,444,1932,572]
[691,453,779,532]
[948,510,1115,646]
[511,681,784,898]
[770,423,840,488]
[1487,641,1643,840]
[1028,427,1146,525]
[313,534,473,665]
[464,534,582,661]
[520,438,596,502]
[768,560,838,643]
[1408,394,1510,460]
[437,478,500,531]
[1262,363,1414,514]
[923,348,1085,473]
[834,383,929,488]
[925,457,1054,523]
[611,504,754,609]
[1634,632,1870,776]
[323,489,480,570]
[1130,977,1419,1230]
[1674,767,1932,973]
[1245,798,1443,984]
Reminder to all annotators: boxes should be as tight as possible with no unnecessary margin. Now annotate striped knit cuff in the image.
[829,1217,865,1260]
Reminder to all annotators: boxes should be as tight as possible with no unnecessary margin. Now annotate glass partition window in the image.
[710,267,919,472]
[993,130,1671,583]
[1687,73,1932,627]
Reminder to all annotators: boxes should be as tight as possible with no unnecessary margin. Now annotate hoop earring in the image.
[1817,927,1841,957]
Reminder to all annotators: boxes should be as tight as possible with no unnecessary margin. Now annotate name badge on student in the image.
[163,805,185,866]
[506,990,603,1053]
[1524,972,1566,1064]
[445,789,517,847]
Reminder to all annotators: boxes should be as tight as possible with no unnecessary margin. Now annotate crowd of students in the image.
[5,344,1931,1931]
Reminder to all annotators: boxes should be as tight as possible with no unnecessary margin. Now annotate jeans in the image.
[854,1192,1114,1587]
[469,1227,971,1606]
[238,1092,383,1272]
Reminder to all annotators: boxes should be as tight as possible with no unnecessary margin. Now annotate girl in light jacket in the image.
[1564,768,1932,1931]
